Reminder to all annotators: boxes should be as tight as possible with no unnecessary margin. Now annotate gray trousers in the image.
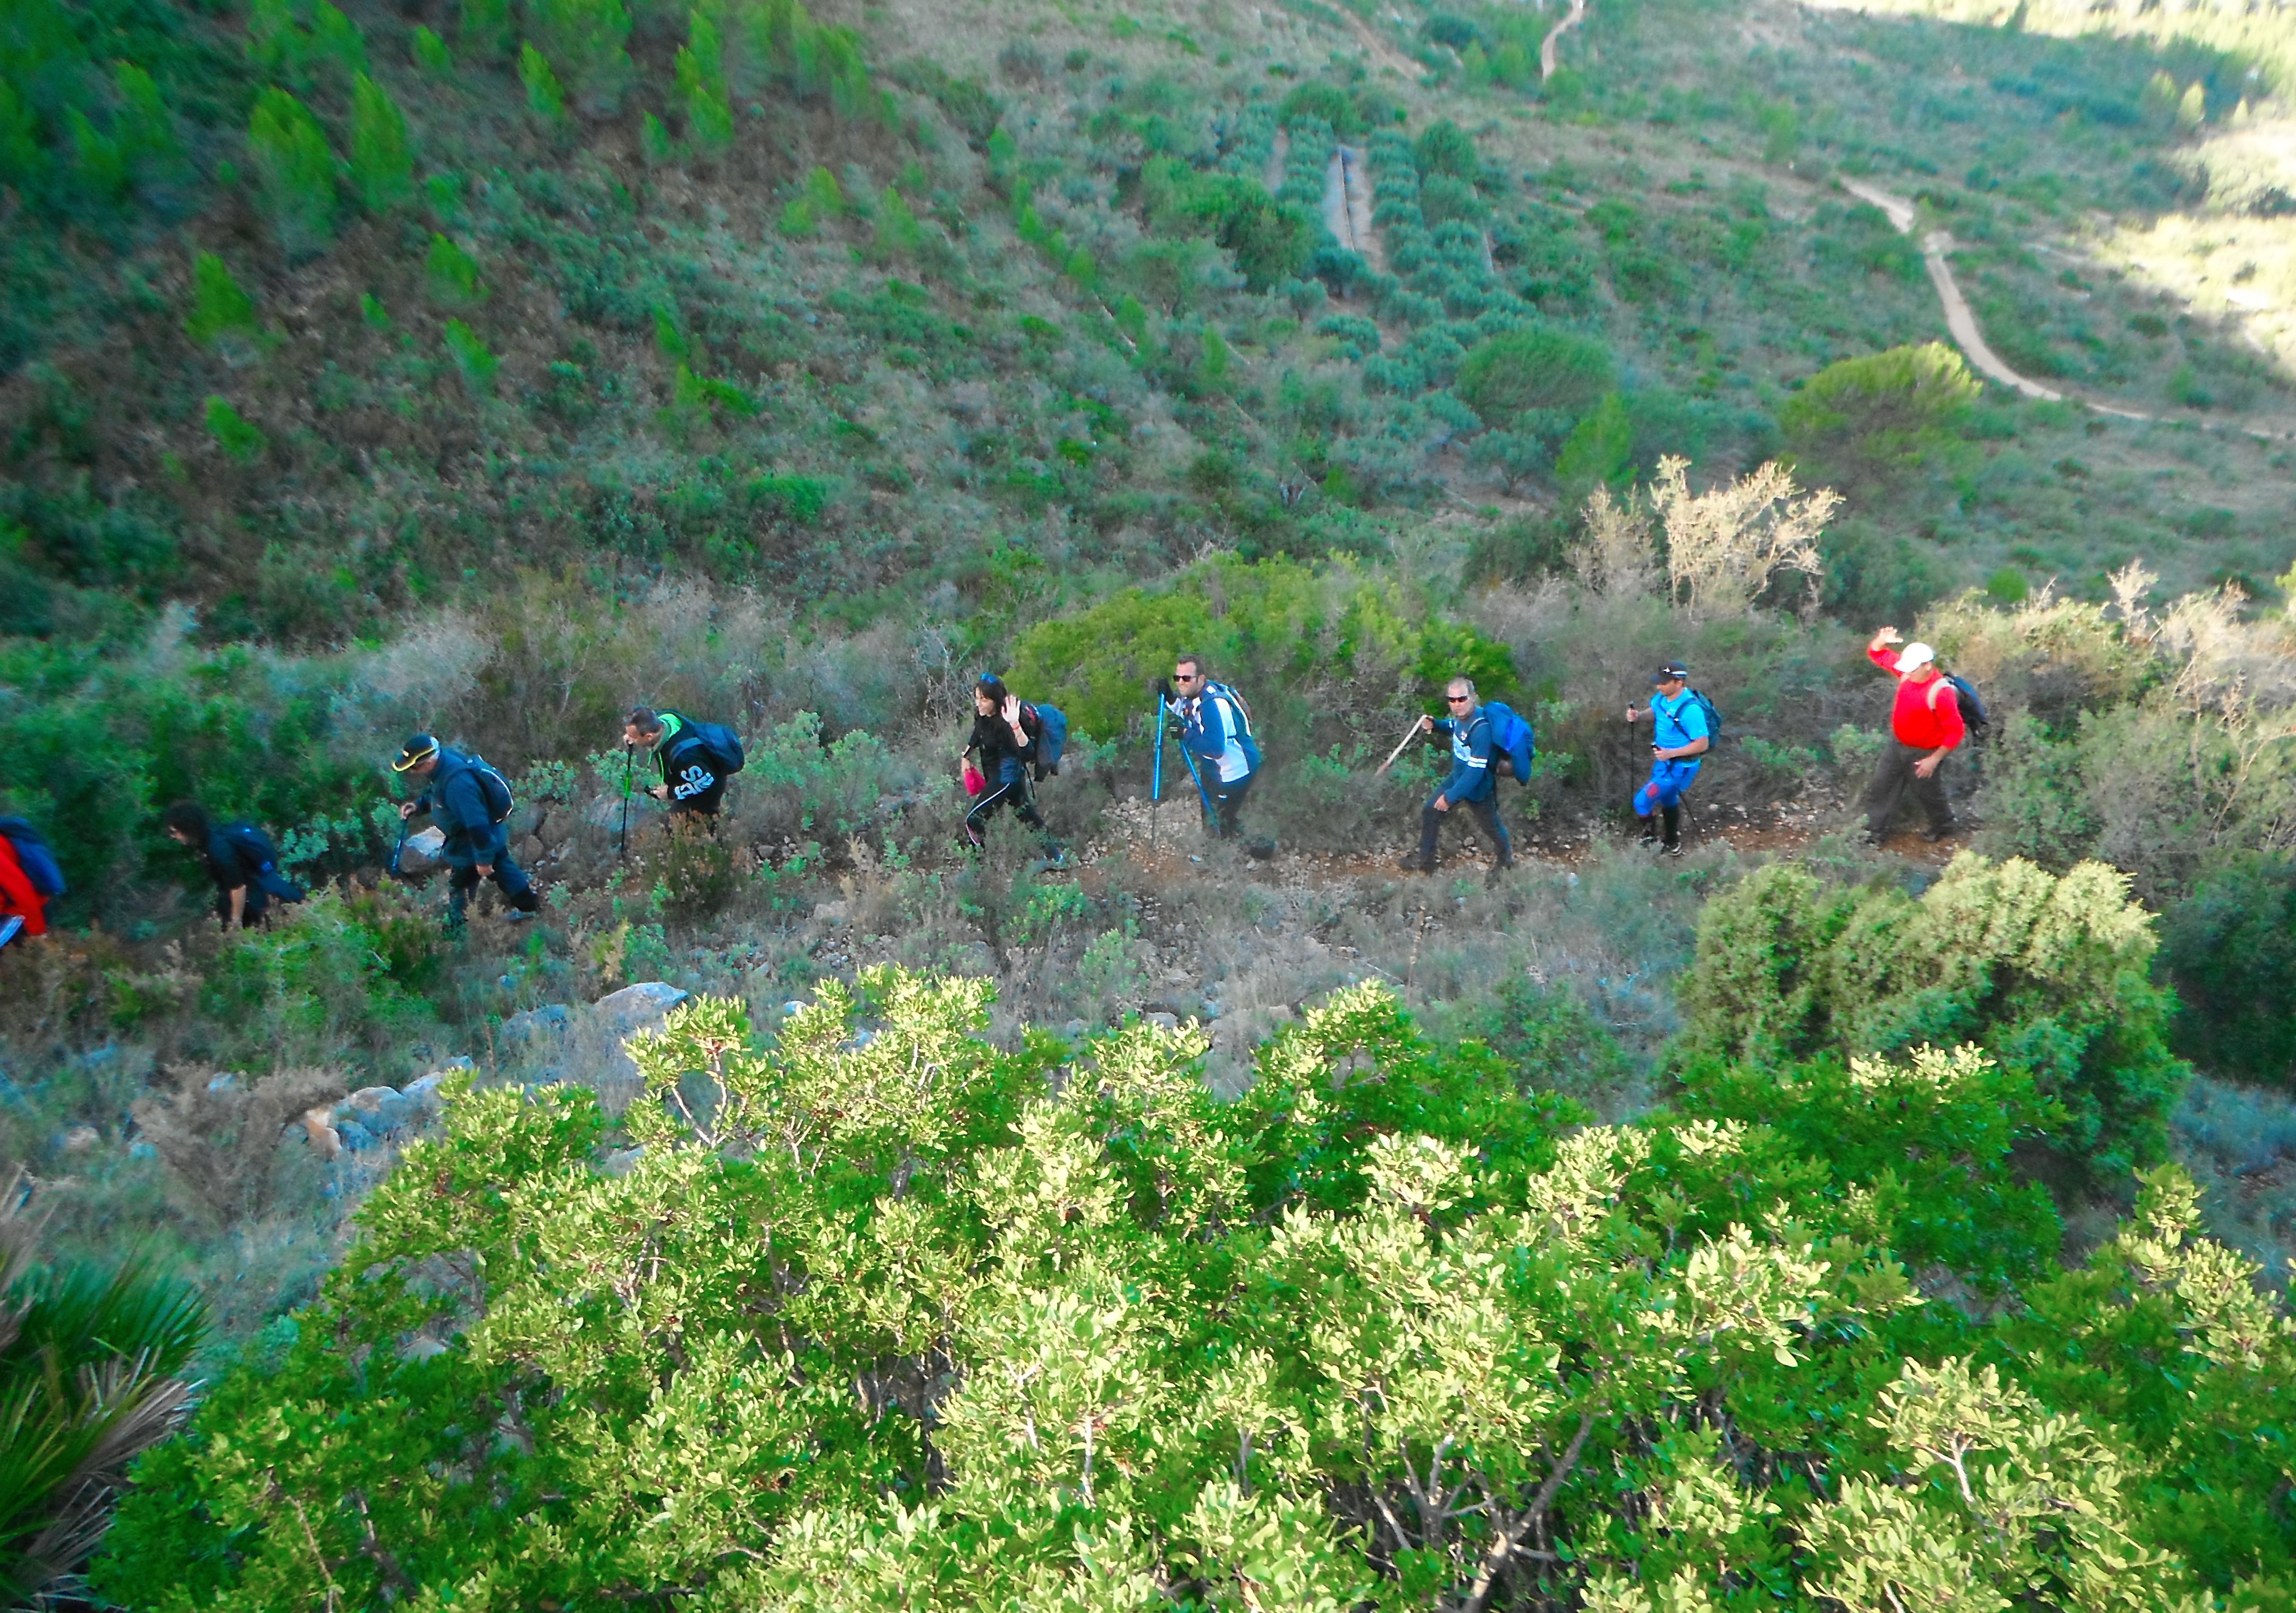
[1862,741,1955,837]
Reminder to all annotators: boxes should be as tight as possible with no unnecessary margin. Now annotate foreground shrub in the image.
[1677,852,2188,1181]
[2158,850,2296,1087]
[95,971,2296,1608]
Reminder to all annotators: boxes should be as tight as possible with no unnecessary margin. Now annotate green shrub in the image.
[1677,854,2189,1182]
[1278,80,1360,135]
[518,41,568,123]
[2158,852,2296,1088]
[1552,389,1633,492]
[182,252,258,349]
[459,0,511,58]
[412,23,452,73]
[1780,342,1980,474]
[1141,160,1314,293]
[202,397,267,464]
[676,8,733,154]
[441,318,497,393]
[424,232,484,303]
[528,0,632,112]
[90,972,2296,1610]
[349,73,414,212]
[1454,326,1614,428]
[1411,118,1478,179]
[247,88,336,259]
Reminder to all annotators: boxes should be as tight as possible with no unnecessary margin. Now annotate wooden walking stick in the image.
[1375,715,1428,775]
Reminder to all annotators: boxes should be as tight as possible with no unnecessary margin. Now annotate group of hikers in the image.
[0,629,1975,950]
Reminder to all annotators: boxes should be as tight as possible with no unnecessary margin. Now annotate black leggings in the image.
[964,776,1045,847]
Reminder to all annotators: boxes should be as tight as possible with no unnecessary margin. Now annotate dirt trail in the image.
[1329,145,1386,274]
[1265,127,1289,198]
[1541,0,1589,80]
[1841,175,2293,441]
[1333,4,1424,81]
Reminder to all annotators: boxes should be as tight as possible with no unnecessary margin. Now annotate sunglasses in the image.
[1446,695,1471,704]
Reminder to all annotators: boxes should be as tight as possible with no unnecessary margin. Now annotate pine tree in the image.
[424,233,484,304]
[184,251,259,348]
[529,0,633,114]
[204,397,268,463]
[247,87,337,258]
[459,0,511,62]
[442,319,497,394]
[676,10,733,155]
[350,73,414,213]
[519,43,569,125]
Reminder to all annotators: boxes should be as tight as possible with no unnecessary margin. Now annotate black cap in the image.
[391,734,440,772]
[1653,662,1689,683]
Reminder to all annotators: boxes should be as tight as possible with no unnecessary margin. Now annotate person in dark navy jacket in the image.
[391,734,539,925]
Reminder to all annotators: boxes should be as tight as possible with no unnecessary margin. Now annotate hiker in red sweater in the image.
[1861,626,1965,843]
[0,834,49,952]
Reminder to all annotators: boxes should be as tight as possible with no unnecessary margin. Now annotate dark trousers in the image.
[1203,770,1254,838]
[1862,741,1955,838]
[964,775,1046,847]
[1417,791,1509,870]
[668,782,725,819]
[447,850,538,920]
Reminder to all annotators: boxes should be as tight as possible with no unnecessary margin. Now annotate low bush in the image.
[2157,850,2296,1088]
[1454,326,1614,429]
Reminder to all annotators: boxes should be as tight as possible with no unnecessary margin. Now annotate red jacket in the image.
[0,838,47,938]
[1870,646,1966,751]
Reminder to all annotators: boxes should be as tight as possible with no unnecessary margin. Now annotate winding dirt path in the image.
[1333,4,1423,81]
[1541,0,1589,81]
[1840,175,2293,441]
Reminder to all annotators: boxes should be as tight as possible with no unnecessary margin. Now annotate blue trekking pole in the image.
[1152,693,1166,804]
[1176,719,1215,823]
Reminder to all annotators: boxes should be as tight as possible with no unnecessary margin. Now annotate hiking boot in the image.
[1246,837,1277,861]
[1919,821,1961,843]
[1483,862,1512,889]
[504,908,537,923]
[1395,854,1433,875]
[1659,841,1685,859]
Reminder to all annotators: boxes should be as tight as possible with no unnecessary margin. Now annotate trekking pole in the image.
[618,741,632,859]
[1177,729,1214,821]
[1375,715,1427,776]
[387,816,409,879]
[1150,693,1166,854]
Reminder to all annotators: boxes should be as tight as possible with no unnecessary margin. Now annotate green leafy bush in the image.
[528,0,632,113]
[1677,853,2189,1182]
[92,973,2296,1610]
[1780,342,1981,477]
[518,41,569,123]
[2158,851,2296,1088]
[1142,159,1315,293]
[424,232,484,303]
[202,397,266,464]
[1455,326,1614,429]
[441,318,497,393]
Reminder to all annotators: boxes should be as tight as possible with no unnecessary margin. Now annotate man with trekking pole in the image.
[390,734,541,925]
[1860,626,1965,843]
[1155,655,1270,854]
[1626,661,1709,858]
[624,705,744,829]
[1396,676,1513,883]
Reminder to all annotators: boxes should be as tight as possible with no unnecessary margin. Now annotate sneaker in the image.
[1659,841,1684,859]
[1395,854,1433,875]
[0,915,21,951]
[504,908,537,923]
[1919,822,1961,843]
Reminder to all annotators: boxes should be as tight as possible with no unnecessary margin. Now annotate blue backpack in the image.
[1480,702,1537,784]
[1943,673,1989,729]
[1026,703,1069,775]
[0,818,64,898]
[1203,682,1263,772]
[691,719,746,773]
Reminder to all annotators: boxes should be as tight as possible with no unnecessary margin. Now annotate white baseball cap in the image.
[1895,642,1936,674]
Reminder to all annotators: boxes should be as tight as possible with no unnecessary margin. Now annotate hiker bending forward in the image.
[1626,660,1708,857]
[626,707,729,820]
[1401,677,1512,877]
[392,734,541,923]
[960,675,1050,849]
[163,802,307,928]
[1861,627,1964,842]
[1166,654,1260,842]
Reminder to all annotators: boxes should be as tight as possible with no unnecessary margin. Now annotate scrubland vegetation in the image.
[5,0,2296,1600]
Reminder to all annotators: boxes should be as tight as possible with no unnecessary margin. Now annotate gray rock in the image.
[58,1124,99,1154]
[206,1072,239,1095]
[395,825,448,877]
[601,1146,646,1176]
[1062,1019,1087,1040]
[340,1085,413,1135]
[595,982,690,1037]
[585,793,663,832]
[402,1071,451,1113]
[1146,1012,1180,1031]
[336,1118,378,1153]
[501,1003,573,1046]
[782,1000,806,1018]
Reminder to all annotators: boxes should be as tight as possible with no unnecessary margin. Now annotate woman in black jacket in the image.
[959,675,1050,849]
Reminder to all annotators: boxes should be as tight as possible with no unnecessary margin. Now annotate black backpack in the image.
[223,821,307,902]
[445,754,515,823]
[1943,673,1990,729]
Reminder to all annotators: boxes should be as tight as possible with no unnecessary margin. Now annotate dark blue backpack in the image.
[0,818,64,898]
[690,719,746,774]
[1480,702,1537,784]
[1685,689,1722,745]
[223,821,307,902]
[1026,703,1069,775]
[1944,673,1990,729]
[455,755,515,824]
